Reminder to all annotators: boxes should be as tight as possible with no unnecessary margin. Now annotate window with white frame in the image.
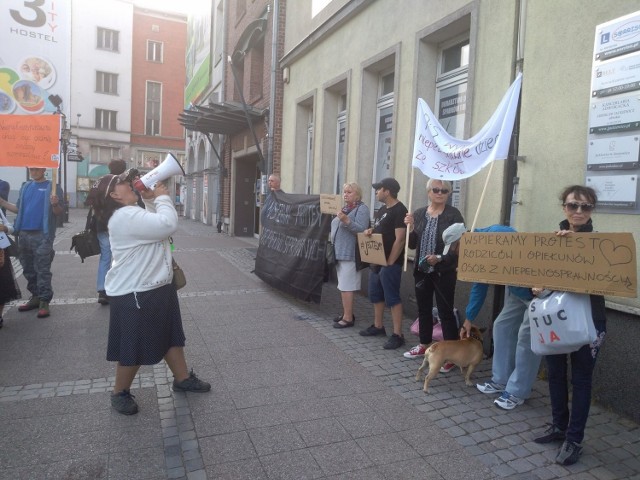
[96,71,118,94]
[97,27,119,52]
[90,145,121,163]
[334,94,347,194]
[371,70,394,210]
[146,81,162,136]
[435,36,469,209]
[95,109,117,131]
[306,118,314,194]
[147,40,163,62]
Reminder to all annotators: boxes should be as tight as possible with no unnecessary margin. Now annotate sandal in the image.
[333,314,355,329]
[333,313,344,323]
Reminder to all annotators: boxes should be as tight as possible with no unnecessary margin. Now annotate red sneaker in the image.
[403,344,427,359]
[440,362,456,373]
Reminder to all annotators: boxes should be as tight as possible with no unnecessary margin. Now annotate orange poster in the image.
[0,114,61,168]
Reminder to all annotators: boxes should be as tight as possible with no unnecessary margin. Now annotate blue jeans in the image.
[368,264,402,307]
[545,324,606,444]
[18,231,55,302]
[491,288,542,399]
[97,231,112,292]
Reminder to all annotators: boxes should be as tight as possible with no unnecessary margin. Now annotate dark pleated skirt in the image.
[107,283,186,366]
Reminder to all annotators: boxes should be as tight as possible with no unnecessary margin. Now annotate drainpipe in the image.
[217,0,228,233]
[493,0,527,324]
[501,0,526,226]
[267,0,279,177]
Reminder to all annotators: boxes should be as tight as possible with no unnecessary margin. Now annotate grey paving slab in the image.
[0,208,638,479]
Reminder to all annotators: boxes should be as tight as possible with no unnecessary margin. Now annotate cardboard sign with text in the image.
[457,232,637,298]
[0,114,61,168]
[320,194,342,214]
[357,233,387,266]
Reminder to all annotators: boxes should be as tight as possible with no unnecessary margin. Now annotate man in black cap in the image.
[359,177,408,349]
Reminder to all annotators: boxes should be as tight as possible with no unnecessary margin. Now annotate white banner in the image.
[411,73,522,181]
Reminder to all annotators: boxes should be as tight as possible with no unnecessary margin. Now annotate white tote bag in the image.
[528,291,597,355]
[0,210,10,249]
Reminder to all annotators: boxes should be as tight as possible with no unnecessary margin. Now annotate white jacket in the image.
[105,195,178,297]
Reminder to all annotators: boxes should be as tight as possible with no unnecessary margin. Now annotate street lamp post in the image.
[61,125,71,223]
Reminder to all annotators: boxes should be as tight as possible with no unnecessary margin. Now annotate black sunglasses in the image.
[563,202,594,212]
[431,188,450,194]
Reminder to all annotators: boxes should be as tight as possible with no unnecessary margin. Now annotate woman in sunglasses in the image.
[533,185,606,466]
[95,172,210,415]
[403,178,464,368]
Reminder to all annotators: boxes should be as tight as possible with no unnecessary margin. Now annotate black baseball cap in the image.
[372,177,400,195]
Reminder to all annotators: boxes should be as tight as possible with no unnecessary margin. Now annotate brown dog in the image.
[415,326,485,393]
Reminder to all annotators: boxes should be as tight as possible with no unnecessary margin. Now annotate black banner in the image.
[255,191,331,303]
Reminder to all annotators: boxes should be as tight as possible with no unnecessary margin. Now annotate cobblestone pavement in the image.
[0,209,638,480]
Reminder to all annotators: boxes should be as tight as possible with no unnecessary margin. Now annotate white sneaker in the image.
[403,344,427,359]
[476,382,506,395]
[494,391,524,410]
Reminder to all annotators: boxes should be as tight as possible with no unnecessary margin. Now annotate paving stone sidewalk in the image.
[0,209,638,480]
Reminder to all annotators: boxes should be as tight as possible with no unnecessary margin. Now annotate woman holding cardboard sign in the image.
[533,185,606,466]
[403,179,464,369]
[330,182,370,328]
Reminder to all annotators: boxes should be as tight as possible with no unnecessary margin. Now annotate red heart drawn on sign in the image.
[598,239,632,267]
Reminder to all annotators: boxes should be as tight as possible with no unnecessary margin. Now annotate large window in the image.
[436,37,469,209]
[372,71,394,210]
[146,81,162,136]
[96,71,118,94]
[147,40,163,62]
[90,145,121,163]
[95,109,117,130]
[97,27,119,52]
[334,94,347,194]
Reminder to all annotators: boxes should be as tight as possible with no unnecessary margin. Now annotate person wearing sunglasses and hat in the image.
[402,178,464,369]
[96,171,210,415]
[532,185,606,466]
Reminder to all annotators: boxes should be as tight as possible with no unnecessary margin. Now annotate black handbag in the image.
[70,208,101,263]
[4,234,18,257]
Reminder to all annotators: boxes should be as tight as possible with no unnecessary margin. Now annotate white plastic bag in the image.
[528,291,597,355]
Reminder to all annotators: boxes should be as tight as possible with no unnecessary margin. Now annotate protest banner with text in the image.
[255,191,331,303]
[457,232,637,298]
[0,114,61,168]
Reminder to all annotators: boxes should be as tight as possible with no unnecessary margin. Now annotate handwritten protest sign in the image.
[457,232,637,298]
[320,194,341,214]
[357,233,387,266]
[0,114,60,168]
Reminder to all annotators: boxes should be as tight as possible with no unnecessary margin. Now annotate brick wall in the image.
[131,9,187,151]
[222,0,286,218]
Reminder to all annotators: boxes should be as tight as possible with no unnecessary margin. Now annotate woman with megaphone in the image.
[94,170,210,415]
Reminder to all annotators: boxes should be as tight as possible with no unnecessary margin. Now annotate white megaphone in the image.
[133,153,185,192]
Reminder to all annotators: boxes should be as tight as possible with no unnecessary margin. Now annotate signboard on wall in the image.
[586,10,640,214]
[185,1,212,107]
[0,0,71,118]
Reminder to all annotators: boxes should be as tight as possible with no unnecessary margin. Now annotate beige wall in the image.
[280,0,640,311]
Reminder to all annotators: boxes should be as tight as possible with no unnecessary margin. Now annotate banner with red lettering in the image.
[411,73,522,181]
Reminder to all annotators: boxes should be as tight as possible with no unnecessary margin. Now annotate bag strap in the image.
[85,207,94,231]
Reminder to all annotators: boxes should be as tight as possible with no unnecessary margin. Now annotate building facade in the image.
[71,0,186,206]
[181,0,285,237]
[279,0,640,421]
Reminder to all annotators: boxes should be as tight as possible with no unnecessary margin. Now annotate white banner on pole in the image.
[411,73,522,181]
